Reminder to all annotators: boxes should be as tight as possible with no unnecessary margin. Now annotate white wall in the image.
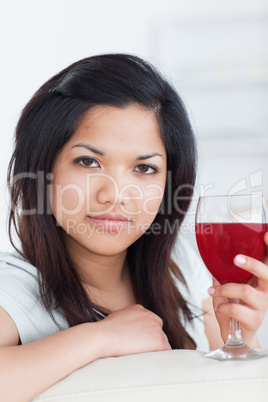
[1,0,268,345]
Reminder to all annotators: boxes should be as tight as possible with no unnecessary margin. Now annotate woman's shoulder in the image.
[0,251,37,276]
[0,251,69,344]
[0,251,38,293]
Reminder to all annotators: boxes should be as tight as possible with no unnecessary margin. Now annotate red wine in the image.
[195,222,267,284]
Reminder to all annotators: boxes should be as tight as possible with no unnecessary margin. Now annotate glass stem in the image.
[225,299,245,348]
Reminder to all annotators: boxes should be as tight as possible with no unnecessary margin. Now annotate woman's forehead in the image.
[66,104,166,157]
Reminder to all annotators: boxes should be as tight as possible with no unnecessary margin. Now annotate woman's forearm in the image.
[0,304,171,401]
[0,322,105,402]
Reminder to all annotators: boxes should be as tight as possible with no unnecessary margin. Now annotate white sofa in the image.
[32,349,268,402]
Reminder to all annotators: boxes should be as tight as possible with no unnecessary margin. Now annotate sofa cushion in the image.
[33,349,268,402]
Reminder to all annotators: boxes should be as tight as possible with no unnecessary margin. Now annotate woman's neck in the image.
[62,234,137,312]
[64,234,129,291]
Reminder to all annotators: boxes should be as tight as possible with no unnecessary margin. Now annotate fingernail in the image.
[207,286,215,296]
[235,255,247,265]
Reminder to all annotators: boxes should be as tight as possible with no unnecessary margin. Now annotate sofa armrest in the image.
[33,349,268,402]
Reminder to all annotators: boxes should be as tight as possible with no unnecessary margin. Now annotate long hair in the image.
[8,54,197,349]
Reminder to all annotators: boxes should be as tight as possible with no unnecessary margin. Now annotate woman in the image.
[0,54,267,401]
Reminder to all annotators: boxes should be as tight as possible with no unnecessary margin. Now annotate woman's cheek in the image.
[51,182,86,225]
[142,185,165,216]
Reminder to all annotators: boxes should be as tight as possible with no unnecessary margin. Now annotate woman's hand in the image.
[97,304,171,358]
[208,232,268,346]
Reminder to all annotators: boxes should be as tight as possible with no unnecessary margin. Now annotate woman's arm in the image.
[0,313,104,401]
[0,304,171,402]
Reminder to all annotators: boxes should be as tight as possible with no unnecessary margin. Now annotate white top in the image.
[0,252,68,344]
[0,233,211,351]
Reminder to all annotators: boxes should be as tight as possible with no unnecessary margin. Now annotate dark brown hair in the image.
[8,54,197,349]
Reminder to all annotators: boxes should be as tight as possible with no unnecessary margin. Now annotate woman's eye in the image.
[134,164,158,175]
[74,157,100,168]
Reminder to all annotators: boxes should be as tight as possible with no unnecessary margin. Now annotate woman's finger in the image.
[209,282,268,311]
[264,232,268,246]
[216,300,264,332]
[233,254,268,290]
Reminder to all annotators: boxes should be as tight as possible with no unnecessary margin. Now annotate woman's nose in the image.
[96,173,130,206]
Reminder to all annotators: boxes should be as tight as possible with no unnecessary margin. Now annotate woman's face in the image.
[50,104,167,257]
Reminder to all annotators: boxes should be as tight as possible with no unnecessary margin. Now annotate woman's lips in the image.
[87,214,131,231]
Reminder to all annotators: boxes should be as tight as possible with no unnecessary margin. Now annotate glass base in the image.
[205,344,267,361]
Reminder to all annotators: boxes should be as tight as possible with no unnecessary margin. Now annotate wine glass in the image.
[195,194,268,360]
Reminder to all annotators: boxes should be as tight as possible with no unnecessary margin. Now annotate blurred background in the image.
[0,0,268,344]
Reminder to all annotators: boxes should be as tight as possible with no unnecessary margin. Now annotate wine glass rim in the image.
[195,193,267,224]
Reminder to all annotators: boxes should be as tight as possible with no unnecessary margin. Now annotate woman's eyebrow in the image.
[72,143,104,156]
[136,152,164,161]
[72,144,164,160]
